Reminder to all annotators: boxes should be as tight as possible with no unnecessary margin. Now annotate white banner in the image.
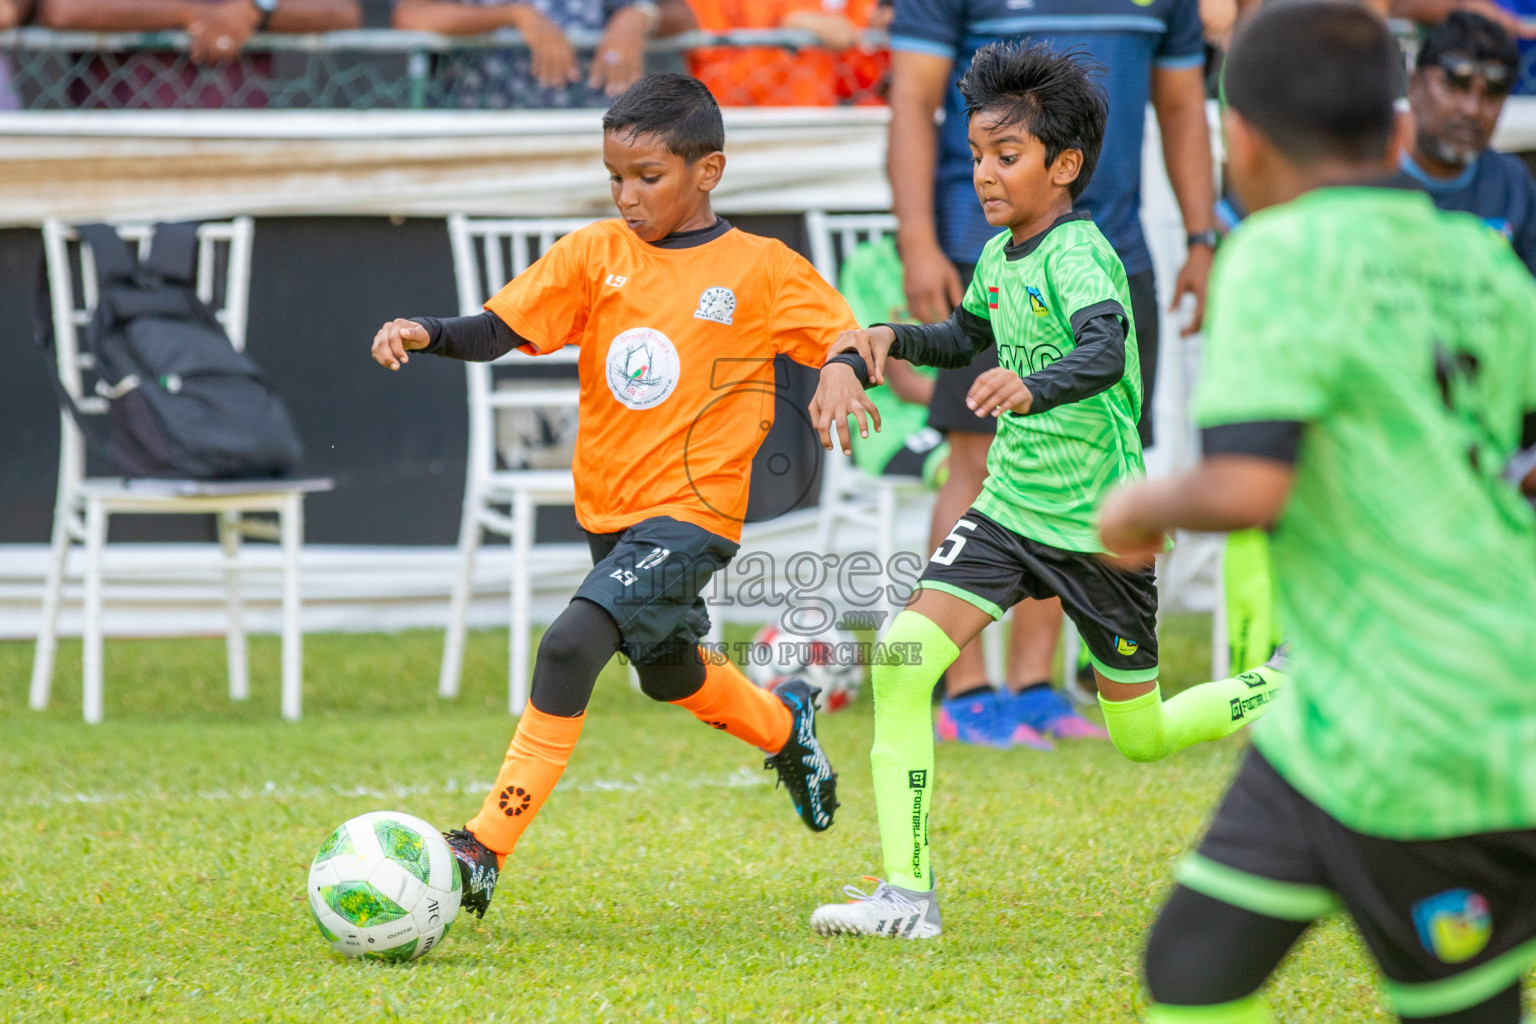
[0,107,893,227]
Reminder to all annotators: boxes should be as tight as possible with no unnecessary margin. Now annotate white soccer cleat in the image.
[810,879,942,939]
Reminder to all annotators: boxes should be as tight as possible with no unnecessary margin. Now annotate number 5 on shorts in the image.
[931,519,978,566]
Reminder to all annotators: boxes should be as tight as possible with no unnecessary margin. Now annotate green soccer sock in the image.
[1146,995,1271,1024]
[871,611,960,889]
[1223,529,1281,675]
[1098,666,1287,763]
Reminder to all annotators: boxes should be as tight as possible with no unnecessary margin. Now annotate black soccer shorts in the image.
[1179,748,1536,1020]
[915,508,1159,683]
[572,516,737,667]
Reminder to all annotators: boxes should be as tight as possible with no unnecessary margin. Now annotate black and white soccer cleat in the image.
[443,827,499,919]
[764,677,840,832]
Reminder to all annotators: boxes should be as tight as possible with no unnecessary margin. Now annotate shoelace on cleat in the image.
[840,878,921,909]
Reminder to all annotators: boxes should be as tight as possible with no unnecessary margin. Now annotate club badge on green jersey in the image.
[1026,286,1049,317]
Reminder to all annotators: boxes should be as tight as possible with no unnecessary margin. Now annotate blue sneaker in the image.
[936,691,1053,751]
[1002,686,1109,740]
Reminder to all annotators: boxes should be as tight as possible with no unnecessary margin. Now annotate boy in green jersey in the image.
[802,41,1286,938]
[1098,6,1536,1023]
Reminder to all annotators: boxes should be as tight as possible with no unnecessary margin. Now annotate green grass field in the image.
[0,616,1452,1022]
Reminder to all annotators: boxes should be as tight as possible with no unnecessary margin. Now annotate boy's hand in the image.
[810,363,882,455]
[966,367,1033,418]
[826,325,895,385]
[1096,484,1167,568]
[372,318,431,371]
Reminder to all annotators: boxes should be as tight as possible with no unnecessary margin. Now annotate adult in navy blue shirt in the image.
[883,0,1217,730]
[1398,11,1536,275]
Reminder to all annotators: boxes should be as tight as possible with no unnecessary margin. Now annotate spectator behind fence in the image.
[0,0,35,110]
[393,1,693,108]
[685,0,890,106]
[36,0,361,107]
[1398,11,1536,272]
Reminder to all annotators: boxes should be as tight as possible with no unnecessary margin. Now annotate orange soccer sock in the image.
[465,706,585,867]
[670,652,793,753]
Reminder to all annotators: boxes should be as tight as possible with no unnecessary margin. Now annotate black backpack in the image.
[37,222,303,480]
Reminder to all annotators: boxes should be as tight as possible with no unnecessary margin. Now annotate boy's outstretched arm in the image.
[1097,452,1296,562]
[371,311,528,370]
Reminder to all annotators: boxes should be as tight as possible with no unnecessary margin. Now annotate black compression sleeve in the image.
[886,307,996,368]
[1020,304,1128,414]
[1202,421,1305,464]
[409,311,525,363]
[1144,885,1309,1005]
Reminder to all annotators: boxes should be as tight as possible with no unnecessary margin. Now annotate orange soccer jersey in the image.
[484,220,857,542]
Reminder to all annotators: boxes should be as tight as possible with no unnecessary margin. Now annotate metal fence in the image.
[0,27,888,110]
[5,22,1536,113]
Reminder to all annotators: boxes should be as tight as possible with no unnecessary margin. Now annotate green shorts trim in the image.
[1086,650,1161,684]
[916,580,1004,620]
[1176,852,1342,922]
[1384,935,1536,1018]
[1146,995,1269,1024]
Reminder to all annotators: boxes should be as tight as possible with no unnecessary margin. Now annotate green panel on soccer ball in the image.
[312,824,354,866]
[373,819,431,885]
[320,880,408,928]
[363,938,417,963]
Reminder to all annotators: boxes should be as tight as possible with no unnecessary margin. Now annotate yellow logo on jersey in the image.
[1026,285,1049,317]
[1115,636,1139,656]
[1131,0,1155,6]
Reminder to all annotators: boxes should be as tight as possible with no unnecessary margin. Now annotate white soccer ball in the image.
[745,623,864,713]
[306,811,461,962]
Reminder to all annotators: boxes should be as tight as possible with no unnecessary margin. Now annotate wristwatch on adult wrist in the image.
[1186,229,1218,250]
[251,0,278,31]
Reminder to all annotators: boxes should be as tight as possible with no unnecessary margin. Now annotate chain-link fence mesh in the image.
[0,28,887,110]
[7,23,1535,113]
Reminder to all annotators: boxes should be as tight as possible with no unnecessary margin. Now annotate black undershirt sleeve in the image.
[886,306,997,368]
[1020,302,1127,415]
[823,307,996,387]
[1201,421,1305,464]
[409,311,527,363]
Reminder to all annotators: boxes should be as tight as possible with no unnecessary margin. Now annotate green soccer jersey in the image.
[963,214,1144,552]
[1195,187,1536,839]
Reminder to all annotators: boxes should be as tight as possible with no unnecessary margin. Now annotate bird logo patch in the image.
[1026,285,1049,317]
[1115,636,1139,656]
[605,327,680,410]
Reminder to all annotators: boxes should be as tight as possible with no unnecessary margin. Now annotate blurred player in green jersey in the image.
[1098,6,1536,1022]
[837,236,951,488]
[803,40,1285,938]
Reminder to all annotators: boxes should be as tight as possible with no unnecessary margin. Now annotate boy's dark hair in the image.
[602,74,725,163]
[956,42,1108,201]
[1224,2,1402,163]
[1417,11,1519,76]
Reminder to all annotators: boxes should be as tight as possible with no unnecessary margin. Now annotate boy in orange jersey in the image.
[370,74,853,920]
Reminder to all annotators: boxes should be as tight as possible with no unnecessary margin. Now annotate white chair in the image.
[30,218,331,723]
[805,211,934,570]
[439,214,594,714]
